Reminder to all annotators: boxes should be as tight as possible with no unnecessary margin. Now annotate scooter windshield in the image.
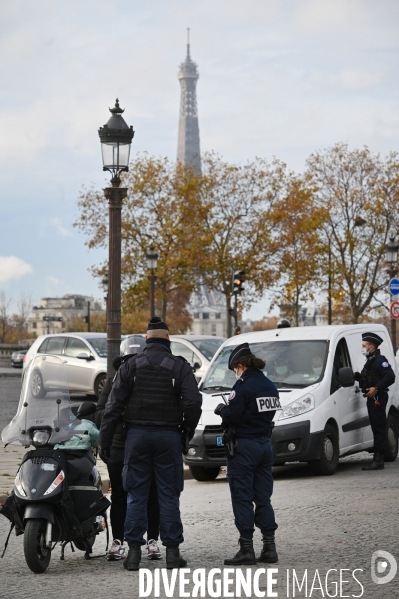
[1,355,77,447]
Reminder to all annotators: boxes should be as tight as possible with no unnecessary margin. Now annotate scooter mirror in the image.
[76,401,97,419]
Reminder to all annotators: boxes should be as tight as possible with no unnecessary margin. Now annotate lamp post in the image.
[146,246,158,318]
[101,271,109,322]
[99,100,134,376]
[385,236,399,351]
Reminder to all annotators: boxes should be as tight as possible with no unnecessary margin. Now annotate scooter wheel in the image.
[24,519,51,573]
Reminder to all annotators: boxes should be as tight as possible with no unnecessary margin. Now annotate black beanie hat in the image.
[147,316,169,331]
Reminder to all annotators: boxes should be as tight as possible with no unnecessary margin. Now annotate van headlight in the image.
[279,394,315,421]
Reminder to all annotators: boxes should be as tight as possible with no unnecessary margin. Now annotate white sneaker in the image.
[107,539,126,561]
[147,539,162,560]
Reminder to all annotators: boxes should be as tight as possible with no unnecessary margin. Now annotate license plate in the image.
[216,436,223,446]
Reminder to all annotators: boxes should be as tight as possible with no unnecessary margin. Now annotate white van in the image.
[184,324,399,480]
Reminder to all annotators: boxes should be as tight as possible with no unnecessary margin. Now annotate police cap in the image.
[228,342,252,370]
[362,332,383,347]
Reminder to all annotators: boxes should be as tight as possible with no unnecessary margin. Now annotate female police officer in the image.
[214,342,280,565]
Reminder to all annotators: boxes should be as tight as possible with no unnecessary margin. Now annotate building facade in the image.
[27,294,103,336]
[187,284,227,337]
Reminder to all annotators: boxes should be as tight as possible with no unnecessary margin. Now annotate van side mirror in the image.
[76,401,97,419]
[192,362,201,372]
[338,367,355,388]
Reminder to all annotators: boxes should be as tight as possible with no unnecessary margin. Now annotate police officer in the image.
[99,317,202,570]
[354,332,395,471]
[214,342,280,565]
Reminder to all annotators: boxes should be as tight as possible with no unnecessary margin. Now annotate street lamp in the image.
[146,246,158,318]
[385,236,399,351]
[99,100,134,376]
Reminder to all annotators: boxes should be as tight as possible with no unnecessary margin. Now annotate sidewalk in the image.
[0,367,21,378]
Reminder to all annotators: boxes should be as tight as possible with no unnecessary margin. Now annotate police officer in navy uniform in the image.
[214,342,280,565]
[354,332,395,471]
[99,317,202,570]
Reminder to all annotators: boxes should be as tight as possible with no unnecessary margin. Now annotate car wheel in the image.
[189,466,220,481]
[384,414,398,462]
[31,370,47,399]
[308,424,339,476]
[94,374,107,399]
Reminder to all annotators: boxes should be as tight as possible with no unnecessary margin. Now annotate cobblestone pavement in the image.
[1,381,399,598]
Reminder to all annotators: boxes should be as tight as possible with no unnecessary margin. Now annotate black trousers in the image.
[107,459,160,543]
[227,436,277,539]
[123,428,184,546]
[367,392,388,454]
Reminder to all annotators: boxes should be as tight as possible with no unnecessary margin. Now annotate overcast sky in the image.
[1,0,398,320]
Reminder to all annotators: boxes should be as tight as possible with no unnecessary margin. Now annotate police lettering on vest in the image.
[256,396,282,412]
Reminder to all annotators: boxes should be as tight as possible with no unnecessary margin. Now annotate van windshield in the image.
[202,340,328,393]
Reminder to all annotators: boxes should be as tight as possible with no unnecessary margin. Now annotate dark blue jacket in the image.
[220,368,280,438]
[354,349,395,393]
[99,340,202,449]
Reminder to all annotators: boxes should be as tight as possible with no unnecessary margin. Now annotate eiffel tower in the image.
[177,29,201,174]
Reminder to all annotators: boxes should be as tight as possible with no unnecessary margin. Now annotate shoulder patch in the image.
[229,390,236,400]
[382,362,389,367]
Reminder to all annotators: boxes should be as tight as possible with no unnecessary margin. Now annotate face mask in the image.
[312,366,322,375]
[361,348,369,357]
[235,369,242,380]
[276,365,288,376]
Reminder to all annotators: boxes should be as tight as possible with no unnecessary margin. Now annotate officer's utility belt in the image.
[127,421,180,431]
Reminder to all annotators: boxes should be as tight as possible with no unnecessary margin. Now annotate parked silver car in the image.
[170,335,226,382]
[23,333,107,398]
[120,334,226,383]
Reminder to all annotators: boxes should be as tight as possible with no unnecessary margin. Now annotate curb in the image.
[0,373,22,378]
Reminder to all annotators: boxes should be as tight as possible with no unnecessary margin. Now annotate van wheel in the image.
[384,415,398,462]
[189,466,220,481]
[308,424,339,476]
[94,374,106,399]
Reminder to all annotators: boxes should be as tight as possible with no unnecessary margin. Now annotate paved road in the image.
[1,380,399,598]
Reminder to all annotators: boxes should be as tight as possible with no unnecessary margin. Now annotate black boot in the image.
[224,537,256,566]
[258,534,278,563]
[123,543,141,571]
[362,452,384,471]
[166,547,187,569]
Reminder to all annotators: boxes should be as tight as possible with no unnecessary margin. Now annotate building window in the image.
[215,313,221,319]
[194,313,200,319]
[202,313,209,320]
[32,322,37,329]
[211,324,216,333]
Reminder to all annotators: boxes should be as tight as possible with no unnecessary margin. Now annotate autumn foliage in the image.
[74,144,399,333]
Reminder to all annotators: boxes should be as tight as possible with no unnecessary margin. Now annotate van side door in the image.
[332,337,364,451]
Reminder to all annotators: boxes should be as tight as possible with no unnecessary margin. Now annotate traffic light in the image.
[235,325,241,335]
[233,271,245,294]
